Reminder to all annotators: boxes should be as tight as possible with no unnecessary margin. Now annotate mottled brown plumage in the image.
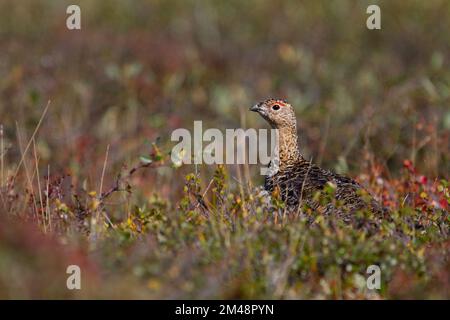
[250,98,385,222]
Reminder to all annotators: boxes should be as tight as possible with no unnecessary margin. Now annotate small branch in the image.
[12,100,51,183]
[99,144,110,197]
[99,161,160,201]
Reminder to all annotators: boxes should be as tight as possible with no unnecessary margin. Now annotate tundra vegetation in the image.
[0,0,448,299]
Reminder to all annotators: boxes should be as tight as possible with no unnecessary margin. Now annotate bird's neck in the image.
[276,125,304,168]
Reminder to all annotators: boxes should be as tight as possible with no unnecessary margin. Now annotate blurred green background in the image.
[1,0,448,183]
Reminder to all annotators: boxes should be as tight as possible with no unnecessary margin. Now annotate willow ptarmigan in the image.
[250,98,385,221]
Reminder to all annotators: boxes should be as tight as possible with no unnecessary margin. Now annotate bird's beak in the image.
[250,103,261,112]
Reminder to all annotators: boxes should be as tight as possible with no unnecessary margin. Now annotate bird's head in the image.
[250,98,296,129]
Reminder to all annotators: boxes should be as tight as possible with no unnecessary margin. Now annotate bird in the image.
[250,98,386,225]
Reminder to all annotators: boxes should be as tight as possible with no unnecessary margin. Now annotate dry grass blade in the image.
[12,100,51,183]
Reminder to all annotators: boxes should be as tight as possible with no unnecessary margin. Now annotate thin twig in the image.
[12,100,51,183]
[99,144,110,197]
[16,122,39,220]
[33,138,44,221]
[44,165,50,233]
[100,161,160,201]
[195,178,214,212]
[96,144,115,227]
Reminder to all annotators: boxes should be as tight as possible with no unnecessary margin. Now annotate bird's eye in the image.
[272,105,280,111]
